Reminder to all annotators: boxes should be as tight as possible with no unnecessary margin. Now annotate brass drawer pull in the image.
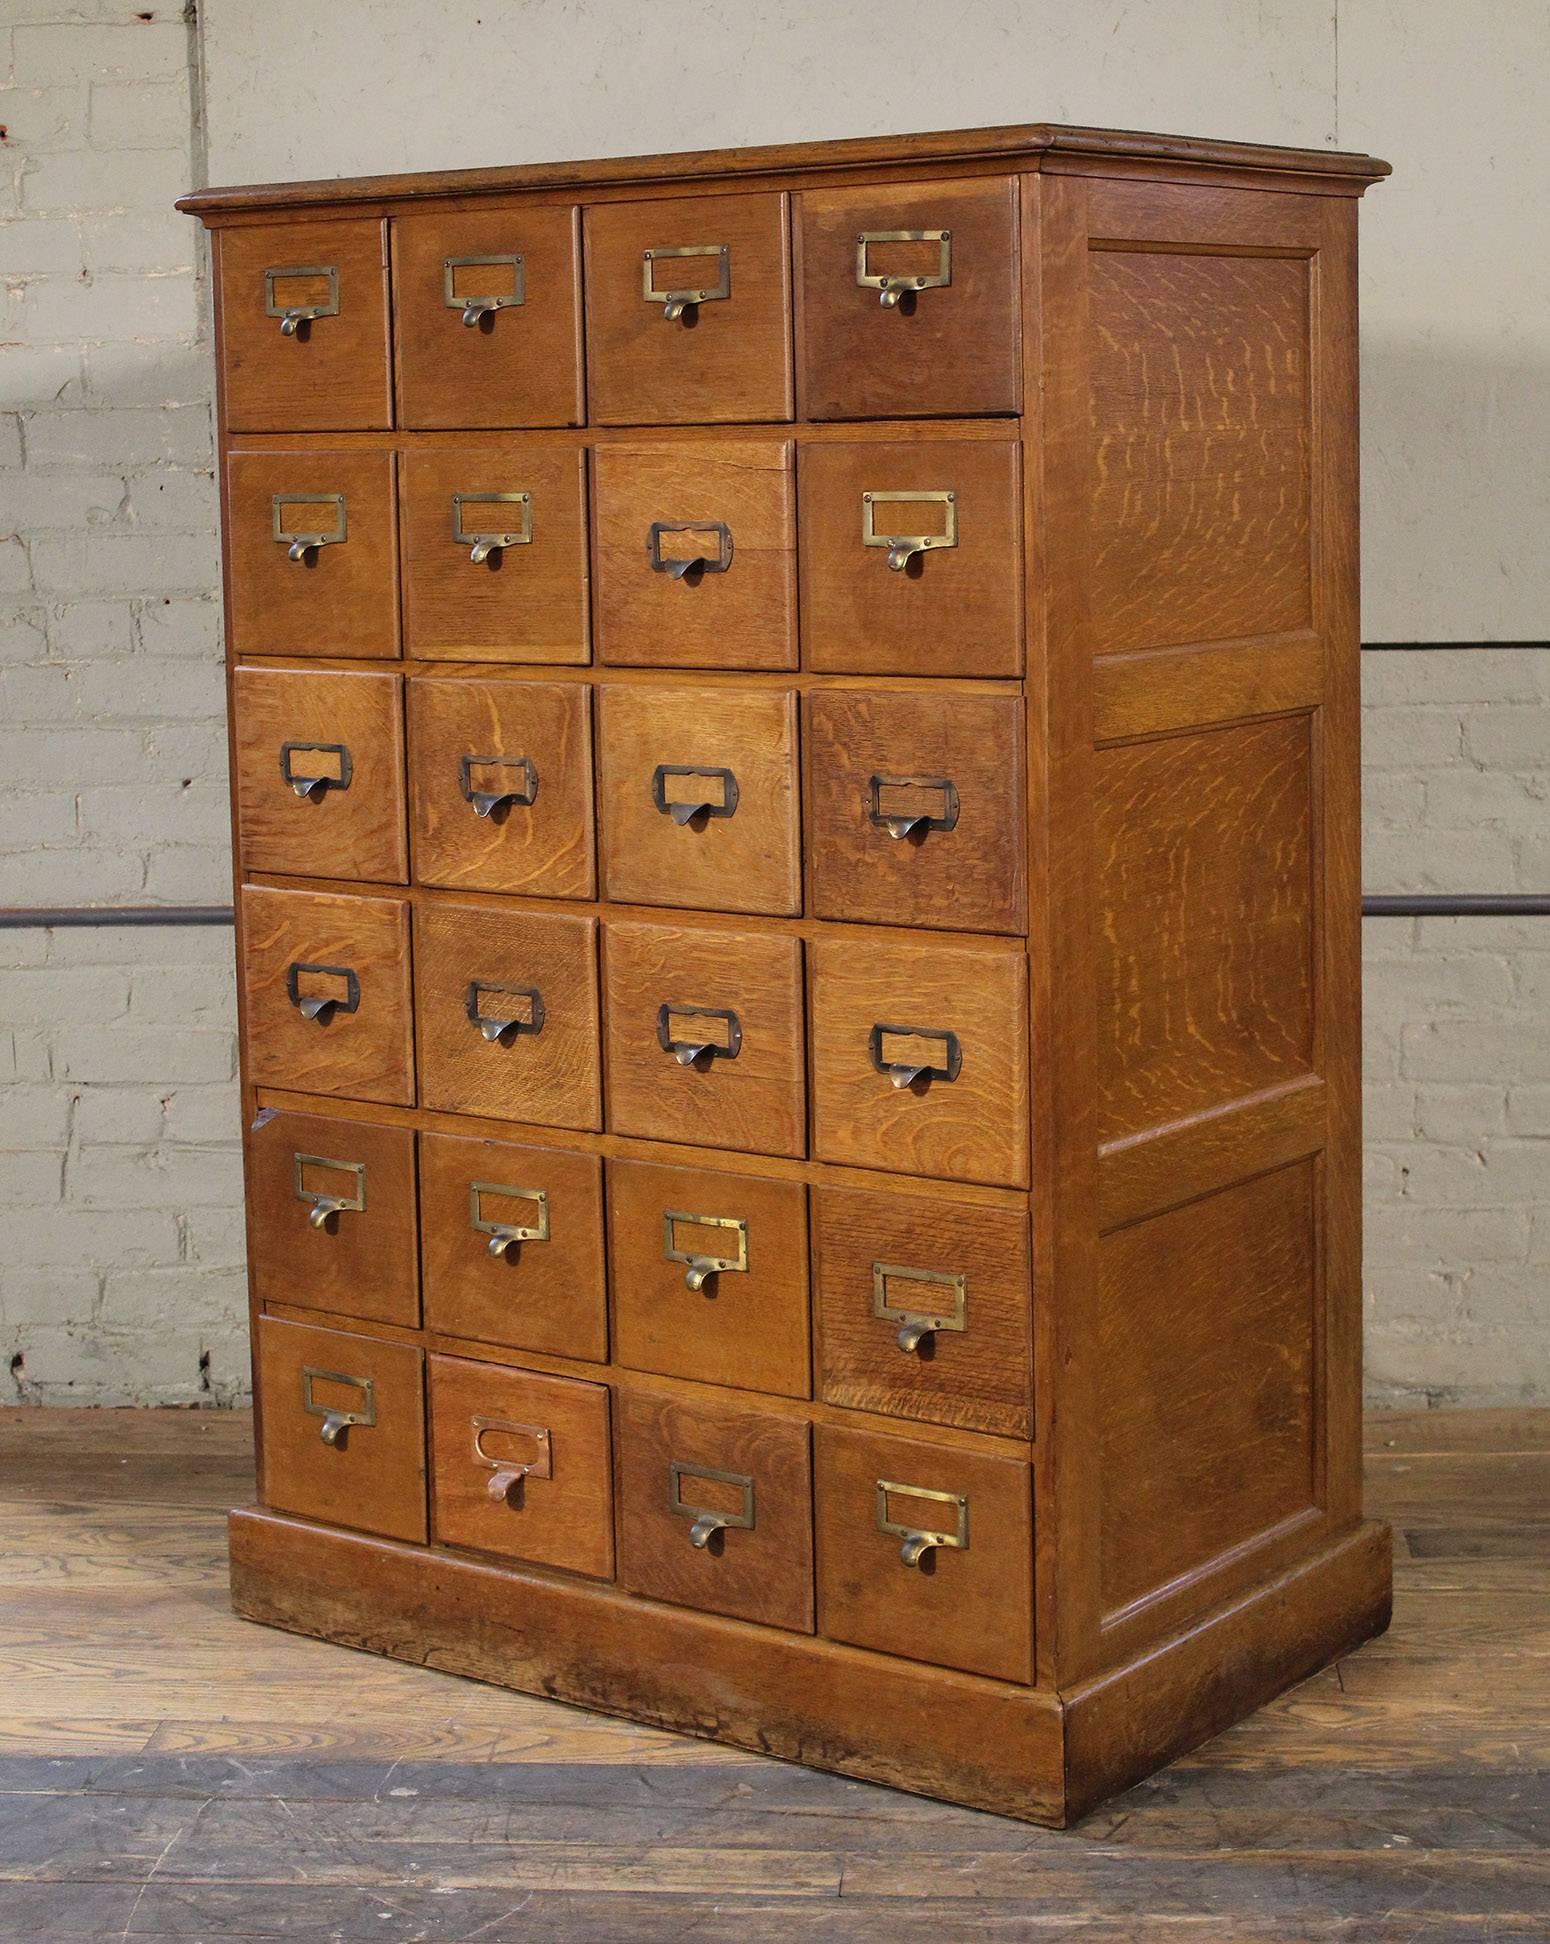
[866,772,960,841]
[876,1479,969,1569]
[466,980,544,1046]
[459,754,538,820]
[469,1180,550,1260]
[472,1415,551,1503]
[642,243,730,322]
[669,1459,754,1549]
[663,1209,748,1293]
[873,1262,967,1355]
[279,740,352,802]
[648,520,734,580]
[452,490,532,564]
[292,1152,366,1231]
[443,252,525,327]
[652,763,739,827]
[657,1002,742,1069]
[862,489,957,572]
[869,1022,961,1090]
[272,492,347,564]
[265,263,339,336]
[856,228,952,308]
[286,961,359,1026]
[301,1365,374,1448]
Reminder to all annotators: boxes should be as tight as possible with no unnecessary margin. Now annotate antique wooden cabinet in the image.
[178,121,1391,1824]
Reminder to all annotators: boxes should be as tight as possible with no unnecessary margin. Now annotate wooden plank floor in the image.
[0,1408,1545,1941]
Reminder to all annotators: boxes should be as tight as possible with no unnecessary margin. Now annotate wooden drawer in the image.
[602,920,805,1160]
[247,1109,419,1331]
[592,440,797,670]
[813,1185,1031,1439]
[797,178,1020,421]
[805,689,1024,934]
[584,193,793,426]
[798,438,1022,677]
[615,1385,812,1631]
[809,935,1028,1188]
[394,206,584,430]
[608,1158,808,1400]
[414,902,600,1131]
[256,1315,426,1543]
[240,886,414,1107]
[226,449,398,661]
[429,1355,612,1579]
[419,1132,607,1362]
[407,676,595,898]
[815,1422,1032,1683]
[217,218,391,433]
[400,447,589,663]
[598,685,800,917]
[234,666,407,885]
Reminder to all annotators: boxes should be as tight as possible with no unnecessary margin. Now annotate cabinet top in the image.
[177,119,1389,220]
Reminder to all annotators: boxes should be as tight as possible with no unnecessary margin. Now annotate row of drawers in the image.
[255,1108,1032,1438]
[260,1316,1034,1685]
[237,668,1027,933]
[241,887,1031,1188]
[227,438,1023,678]
[220,177,1020,433]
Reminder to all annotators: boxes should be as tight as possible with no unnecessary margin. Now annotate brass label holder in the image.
[657,1002,742,1068]
[459,753,538,820]
[451,490,532,563]
[861,489,957,572]
[279,740,352,801]
[301,1365,375,1448]
[647,519,734,579]
[876,1479,969,1569]
[286,961,359,1026]
[642,244,730,321]
[264,263,339,335]
[272,492,347,563]
[855,228,952,307]
[663,1209,749,1292]
[466,981,545,1046]
[669,1460,755,1549]
[869,1022,962,1090]
[652,764,739,826]
[472,1415,551,1503]
[866,772,960,840]
[293,1152,367,1231]
[872,1262,967,1355]
[469,1180,550,1260]
[443,252,525,327]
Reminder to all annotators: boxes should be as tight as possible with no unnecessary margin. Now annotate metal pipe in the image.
[1361,894,1550,917]
[0,906,235,929]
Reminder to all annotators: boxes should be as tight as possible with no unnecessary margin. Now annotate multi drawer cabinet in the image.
[178,120,1391,1824]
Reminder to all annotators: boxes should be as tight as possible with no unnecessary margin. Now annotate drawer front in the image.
[407,676,595,898]
[429,1354,612,1578]
[241,886,414,1107]
[809,935,1028,1188]
[401,447,589,663]
[415,902,600,1131]
[257,1315,426,1543]
[797,178,1020,421]
[218,218,391,433]
[419,1132,607,1362]
[234,666,407,885]
[584,192,793,426]
[608,1158,808,1400]
[247,1109,419,1330]
[603,921,805,1160]
[813,1185,1031,1439]
[226,449,398,661]
[592,440,797,670]
[598,685,800,918]
[615,1385,813,1631]
[805,690,1025,934]
[394,206,584,430]
[798,438,1022,677]
[814,1422,1032,1683]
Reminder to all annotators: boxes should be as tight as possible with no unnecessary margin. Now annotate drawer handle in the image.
[452,490,532,565]
[657,1002,742,1070]
[472,1415,551,1504]
[866,772,960,842]
[873,1262,967,1355]
[272,492,347,564]
[647,520,734,581]
[292,1152,367,1231]
[663,1209,748,1293]
[652,763,739,827]
[466,980,545,1046]
[443,252,525,327]
[264,263,339,337]
[869,1022,961,1090]
[862,489,957,573]
[286,961,360,1026]
[469,1180,550,1260]
[856,228,952,308]
[642,244,730,323]
[876,1479,969,1569]
[459,753,538,820]
[669,1459,755,1550]
[279,740,353,802]
[301,1365,375,1448]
